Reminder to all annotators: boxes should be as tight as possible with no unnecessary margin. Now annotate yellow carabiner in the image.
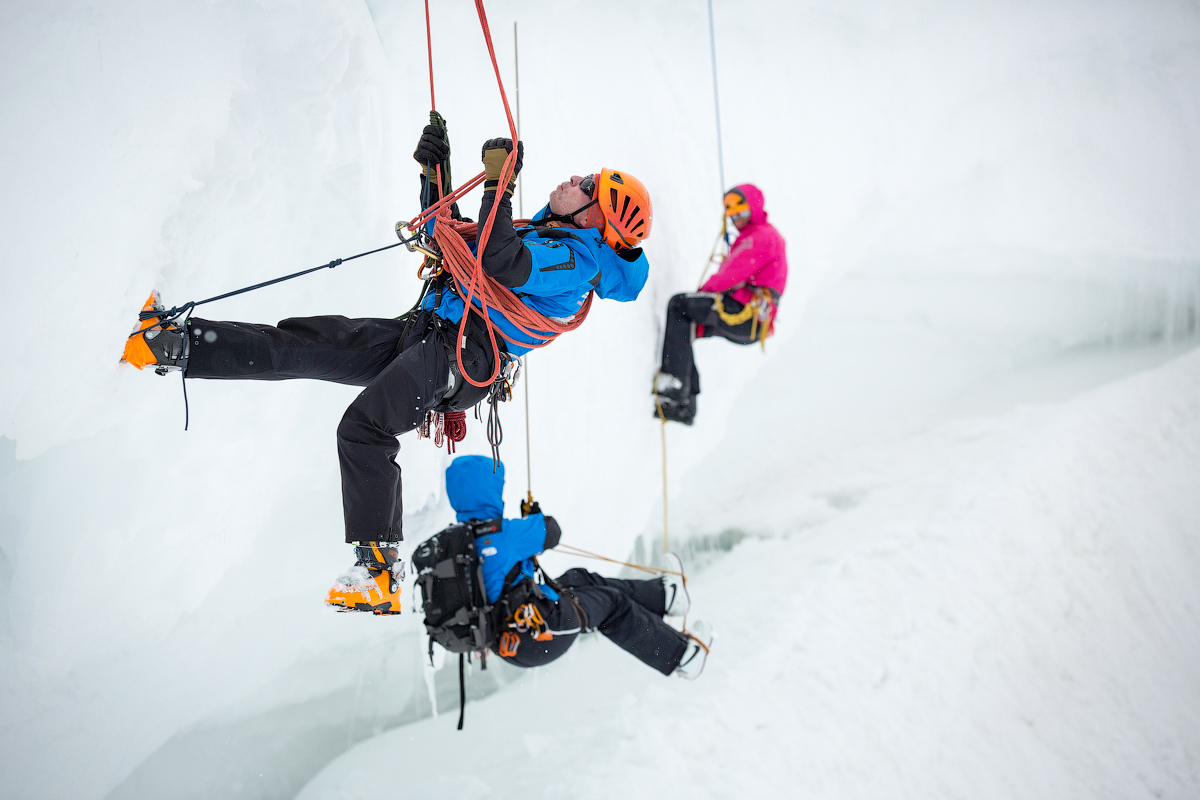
[417,258,444,281]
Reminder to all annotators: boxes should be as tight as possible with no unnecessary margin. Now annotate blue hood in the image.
[446,456,504,522]
[596,244,649,302]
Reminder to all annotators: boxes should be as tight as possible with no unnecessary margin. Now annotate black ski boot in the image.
[654,395,696,426]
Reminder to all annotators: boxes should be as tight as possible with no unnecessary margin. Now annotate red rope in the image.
[421,410,468,454]
[425,0,436,111]
[422,0,446,202]
[473,0,517,144]
[436,219,594,347]
[444,411,467,445]
[411,0,595,388]
[452,0,519,387]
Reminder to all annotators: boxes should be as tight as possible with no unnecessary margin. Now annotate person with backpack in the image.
[654,183,787,425]
[413,456,713,687]
[120,123,654,615]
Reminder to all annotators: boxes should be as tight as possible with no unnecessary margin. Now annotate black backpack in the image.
[412,518,502,655]
[412,518,545,729]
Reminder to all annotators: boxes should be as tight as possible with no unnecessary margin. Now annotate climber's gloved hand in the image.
[481,137,523,194]
[520,498,541,517]
[542,515,561,549]
[414,124,450,173]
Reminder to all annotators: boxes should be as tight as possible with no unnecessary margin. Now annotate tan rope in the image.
[695,214,729,289]
[713,292,756,326]
[661,416,668,554]
[546,543,684,578]
[651,372,670,554]
[544,544,704,643]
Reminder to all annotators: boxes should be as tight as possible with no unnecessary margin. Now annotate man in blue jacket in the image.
[123,128,654,613]
[441,456,711,680]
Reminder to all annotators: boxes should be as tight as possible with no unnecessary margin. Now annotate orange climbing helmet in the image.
[583,168,653,251]
[724,187,750,219]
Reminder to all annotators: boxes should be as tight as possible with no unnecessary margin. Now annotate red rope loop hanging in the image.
[419,409,469,453]
[443,410,468,445]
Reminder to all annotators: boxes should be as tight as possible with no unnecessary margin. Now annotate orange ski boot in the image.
[326,542,403,614]
[121,291,187,374]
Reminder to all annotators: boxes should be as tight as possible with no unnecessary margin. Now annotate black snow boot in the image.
[654,395,696,426]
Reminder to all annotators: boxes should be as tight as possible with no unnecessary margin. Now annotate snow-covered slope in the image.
[299,345,1200,800]
[1,0,1198,798]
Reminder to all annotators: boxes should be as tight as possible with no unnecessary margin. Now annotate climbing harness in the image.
[712,293,754,326]
[714,286,775,349]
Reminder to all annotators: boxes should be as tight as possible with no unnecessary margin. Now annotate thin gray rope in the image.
[707,0,726,198]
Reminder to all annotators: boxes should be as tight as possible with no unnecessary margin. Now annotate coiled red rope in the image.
[420,409,468,454]
[444,410,467,444]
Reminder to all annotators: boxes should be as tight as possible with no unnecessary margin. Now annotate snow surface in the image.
[300,345,1200,800]
[1,0,1199,798]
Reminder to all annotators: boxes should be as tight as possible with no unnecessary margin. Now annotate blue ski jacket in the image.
[419,178,649,355]
[445,456,560,603]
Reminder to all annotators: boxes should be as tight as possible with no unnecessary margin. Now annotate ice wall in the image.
[1,0,1198,798]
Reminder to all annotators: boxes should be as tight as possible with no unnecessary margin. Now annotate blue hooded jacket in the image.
[421,204,650,355]
[444,456,558,603]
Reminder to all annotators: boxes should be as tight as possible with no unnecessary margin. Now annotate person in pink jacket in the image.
[654,183,787,424]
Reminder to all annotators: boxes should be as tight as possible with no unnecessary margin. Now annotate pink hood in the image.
[700,183,788,313]
[735,183,769,226]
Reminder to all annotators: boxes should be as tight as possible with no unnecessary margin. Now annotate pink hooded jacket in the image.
[699,183,787,320]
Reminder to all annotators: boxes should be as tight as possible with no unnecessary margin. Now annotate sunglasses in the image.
[579,174,596,198]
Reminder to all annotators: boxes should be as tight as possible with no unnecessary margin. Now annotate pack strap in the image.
[457,652,466,730]
[535,557,590,632]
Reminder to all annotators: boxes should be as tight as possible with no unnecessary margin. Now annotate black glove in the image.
[543,515,562,549]
[481,137,523,194]
[520,498,541,517]
[413,124,450,171]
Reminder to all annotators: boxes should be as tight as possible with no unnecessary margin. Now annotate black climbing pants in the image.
[659,291,757,398]
[499,568,689,676]
[183,312,496,542]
